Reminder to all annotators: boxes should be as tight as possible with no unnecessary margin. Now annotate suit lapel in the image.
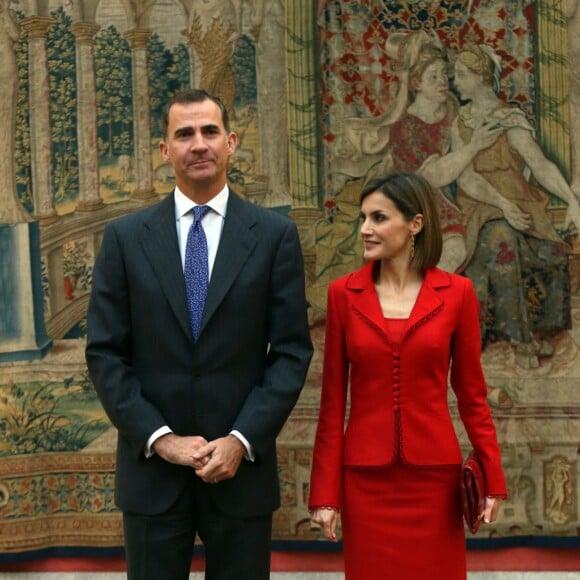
[200,193,257,336]
[140,194,192,341]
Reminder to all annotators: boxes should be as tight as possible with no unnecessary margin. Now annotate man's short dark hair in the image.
[161,88,231,136]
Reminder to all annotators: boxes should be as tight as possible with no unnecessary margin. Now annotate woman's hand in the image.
[310,508,340,542]
[481,496,503,525]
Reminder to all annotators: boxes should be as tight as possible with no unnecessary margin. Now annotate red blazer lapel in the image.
[405,268,451,339]
[346,263,453,344]
[347,262,392,345]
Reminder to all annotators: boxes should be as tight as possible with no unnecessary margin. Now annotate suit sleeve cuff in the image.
[229,430,255,462]
[145,426,173,458]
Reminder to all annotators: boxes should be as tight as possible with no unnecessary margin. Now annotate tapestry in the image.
[0,0,578,554]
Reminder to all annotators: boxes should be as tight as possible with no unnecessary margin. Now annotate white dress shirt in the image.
[145,185,254,460]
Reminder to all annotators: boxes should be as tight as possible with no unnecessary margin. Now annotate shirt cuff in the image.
[145,426,173,458]
[229,430,255,462]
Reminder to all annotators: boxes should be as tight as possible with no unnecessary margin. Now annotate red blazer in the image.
[309,262,507,509]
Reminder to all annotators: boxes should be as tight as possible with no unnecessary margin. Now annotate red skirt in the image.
[341,462,466,580]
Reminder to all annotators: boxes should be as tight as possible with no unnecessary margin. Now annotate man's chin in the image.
[186,169,216,182]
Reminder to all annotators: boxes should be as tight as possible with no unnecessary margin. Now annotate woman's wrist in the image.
[309,505,340,514]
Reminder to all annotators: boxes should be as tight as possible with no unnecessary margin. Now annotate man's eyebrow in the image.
[174,126,194,136]
[201,123,220,132]
[173,123,220,136]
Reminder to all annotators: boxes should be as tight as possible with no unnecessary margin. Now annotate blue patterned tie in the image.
[184,205,211,342]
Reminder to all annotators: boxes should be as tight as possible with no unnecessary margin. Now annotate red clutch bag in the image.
[461,450,485,534]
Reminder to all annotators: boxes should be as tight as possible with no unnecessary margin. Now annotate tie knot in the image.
[192,205,211,223]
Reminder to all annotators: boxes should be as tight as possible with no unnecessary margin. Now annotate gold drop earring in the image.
[410,232,415,260]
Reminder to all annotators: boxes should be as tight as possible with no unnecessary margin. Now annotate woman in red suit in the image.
[309,172,507,579]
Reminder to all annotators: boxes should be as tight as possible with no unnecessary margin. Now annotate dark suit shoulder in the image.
[108,197,170,228]
[101,198,173,247]
[229,192,297,233]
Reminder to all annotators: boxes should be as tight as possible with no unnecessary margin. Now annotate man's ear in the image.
[159,140,169,162]
[227,132,238,154]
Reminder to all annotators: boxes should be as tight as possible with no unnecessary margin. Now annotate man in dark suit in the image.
[85,88,313,580]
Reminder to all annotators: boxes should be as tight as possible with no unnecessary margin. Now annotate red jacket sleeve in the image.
[308,281,349,510]
[450,277,507,497]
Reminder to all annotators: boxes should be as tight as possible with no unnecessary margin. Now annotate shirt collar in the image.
[174,184,229,220]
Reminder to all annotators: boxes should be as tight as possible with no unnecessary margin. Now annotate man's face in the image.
[160,99,237,196]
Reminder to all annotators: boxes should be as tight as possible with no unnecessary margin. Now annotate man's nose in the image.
[191,133,208,150]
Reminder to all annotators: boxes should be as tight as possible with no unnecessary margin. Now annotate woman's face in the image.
[453,60,481,100]
[360,192,418,262]
[415,60,449,104]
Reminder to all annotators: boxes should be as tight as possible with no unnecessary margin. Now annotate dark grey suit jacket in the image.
[85,191,313,517]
